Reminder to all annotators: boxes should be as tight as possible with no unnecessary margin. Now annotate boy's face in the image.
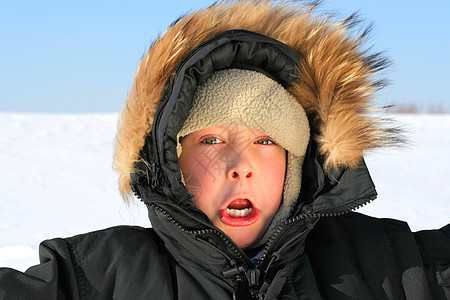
[179,125,286,249]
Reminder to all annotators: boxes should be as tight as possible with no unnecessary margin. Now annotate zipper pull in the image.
[224,265,252,300]
[223,266,245,278]
[148,162,160,189]
[224,265,262,298]
[224,266,261,286]
[245,269,261,287]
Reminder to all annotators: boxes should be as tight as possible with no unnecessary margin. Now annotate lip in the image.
[220,196,260,226]
[220,208,260,226]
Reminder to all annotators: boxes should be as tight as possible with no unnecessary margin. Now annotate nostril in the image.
[229,170,253,179]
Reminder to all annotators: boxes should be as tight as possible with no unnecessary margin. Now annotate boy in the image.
[1,1,449,299]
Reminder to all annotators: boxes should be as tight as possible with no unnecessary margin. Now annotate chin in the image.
[227,230,260,249]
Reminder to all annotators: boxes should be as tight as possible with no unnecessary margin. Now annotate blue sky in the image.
[1,0,449,113]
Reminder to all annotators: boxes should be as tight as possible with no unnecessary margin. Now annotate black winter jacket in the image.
[1,2,449,299]
[0,214,449,299]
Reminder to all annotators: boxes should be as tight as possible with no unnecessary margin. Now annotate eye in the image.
[201,136,224,144]
[254,137,276,145]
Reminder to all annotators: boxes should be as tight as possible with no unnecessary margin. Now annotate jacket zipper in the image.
[148,193,375,273]
[149,202,248,265]
[255,193,376,267]
[144,193,375,300]
[136,175,376,265]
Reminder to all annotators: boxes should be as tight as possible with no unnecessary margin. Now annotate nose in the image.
[226,150,254,180]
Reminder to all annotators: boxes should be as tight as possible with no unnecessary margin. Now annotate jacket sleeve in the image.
[1,226,172,300]
[0,238,80,300]
[414,224,450,299]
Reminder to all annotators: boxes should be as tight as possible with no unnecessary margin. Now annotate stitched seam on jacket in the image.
[66,240,87,300]
[413,231,441,288]
[381,224,405,299]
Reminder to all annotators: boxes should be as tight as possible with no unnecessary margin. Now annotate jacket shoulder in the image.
[1,226,174,299]
[63,225,161,255]
[306,213,450,299]
[59,225,174,299]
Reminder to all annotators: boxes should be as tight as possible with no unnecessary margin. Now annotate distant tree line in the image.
[386,104,446,114]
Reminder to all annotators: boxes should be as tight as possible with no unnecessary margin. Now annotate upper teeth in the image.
[227,207,252,218]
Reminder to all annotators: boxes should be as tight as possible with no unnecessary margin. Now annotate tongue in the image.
[228,199,251,209]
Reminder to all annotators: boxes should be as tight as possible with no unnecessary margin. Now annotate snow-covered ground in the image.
[0,113,449,272]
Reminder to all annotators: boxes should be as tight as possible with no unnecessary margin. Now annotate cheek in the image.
[259,148,286,184]
[257,151,286,214]
[263,159,286,182]
[265,165,285,204]
[179,149,223,205]
[180,156,222,223]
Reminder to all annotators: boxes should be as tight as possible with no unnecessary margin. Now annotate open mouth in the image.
[220,199,260,226]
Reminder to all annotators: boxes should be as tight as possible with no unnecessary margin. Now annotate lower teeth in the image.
[227,207,252,217]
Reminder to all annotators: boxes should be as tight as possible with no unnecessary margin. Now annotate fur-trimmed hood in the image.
[114,0,399,200]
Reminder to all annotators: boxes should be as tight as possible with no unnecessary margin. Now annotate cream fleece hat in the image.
[177,68,310,243]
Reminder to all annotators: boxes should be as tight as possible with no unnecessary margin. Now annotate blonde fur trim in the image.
[114,1,398,198]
